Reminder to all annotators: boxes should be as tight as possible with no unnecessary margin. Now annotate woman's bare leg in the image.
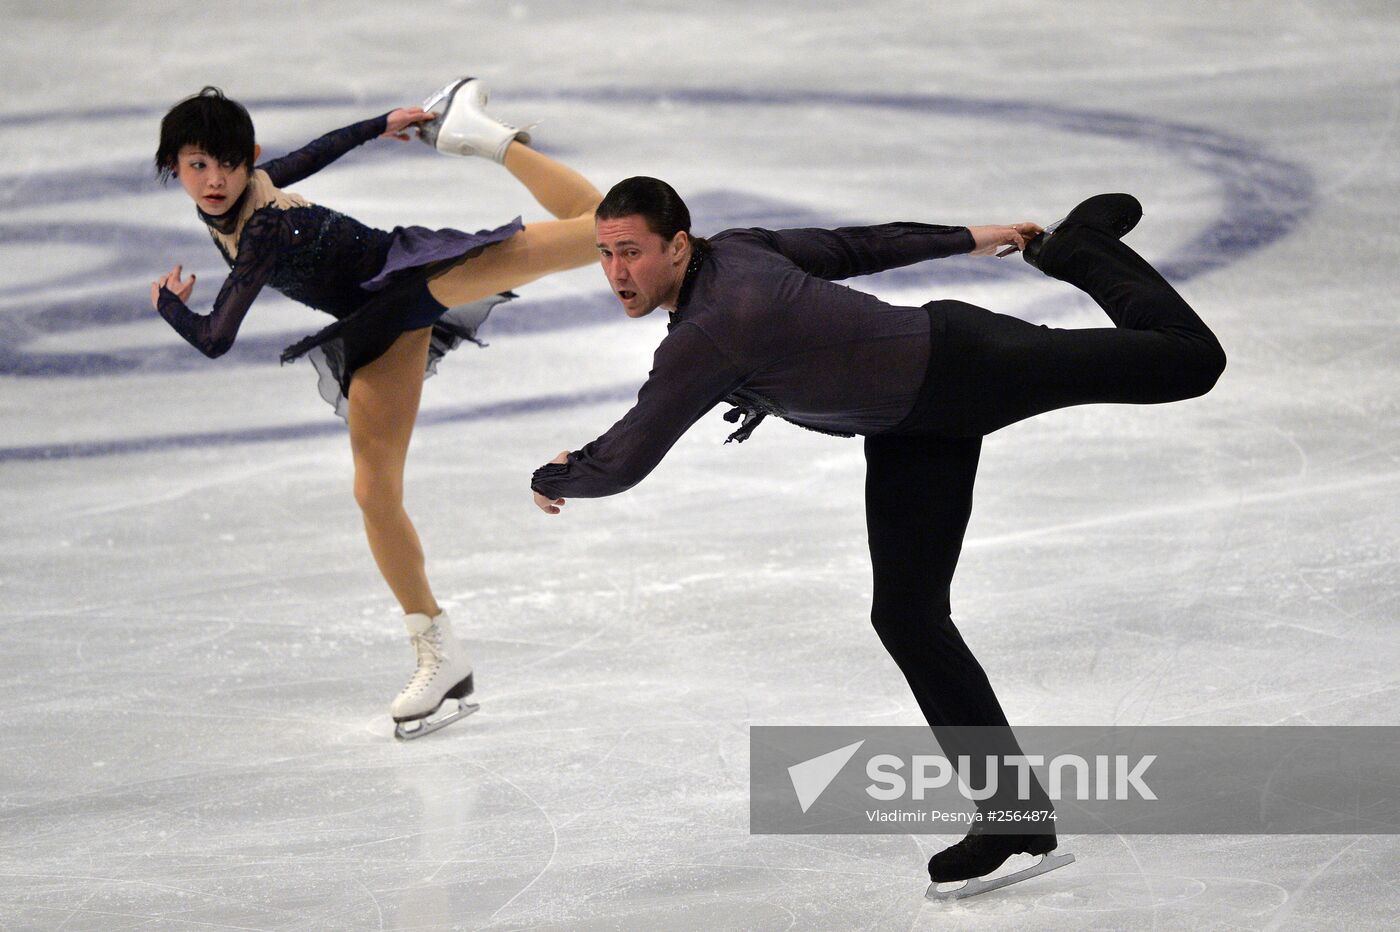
[428,142,603,307]
[347,327,439,617]
[501,141,602,220]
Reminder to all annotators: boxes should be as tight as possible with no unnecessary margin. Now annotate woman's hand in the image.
[966,222,1044,257]
[150,264,195,310]
[382,107,437,141]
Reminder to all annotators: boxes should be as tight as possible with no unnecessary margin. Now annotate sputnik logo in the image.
[788,740,865,813]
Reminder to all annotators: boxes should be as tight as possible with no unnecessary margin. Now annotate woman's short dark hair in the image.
[595,176,692,240]
[155,86,256,183]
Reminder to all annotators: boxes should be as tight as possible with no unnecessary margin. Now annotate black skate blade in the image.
[924,851,1075,901]
[393,696,479,741]
[998,212,1069,259]
[998,193,1141,261]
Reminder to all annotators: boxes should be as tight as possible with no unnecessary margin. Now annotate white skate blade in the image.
[417,77,475,149]
[924,851,1075,901]
[421,77,473,113]
[393,696,480,741]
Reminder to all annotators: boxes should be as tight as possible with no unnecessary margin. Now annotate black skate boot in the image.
[1022,192,1143,274]
[925,827,1074,900]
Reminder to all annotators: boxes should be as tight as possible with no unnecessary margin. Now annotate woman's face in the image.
[174,144,256,215]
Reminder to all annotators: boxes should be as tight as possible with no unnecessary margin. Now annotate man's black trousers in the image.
[863,227,1226,815]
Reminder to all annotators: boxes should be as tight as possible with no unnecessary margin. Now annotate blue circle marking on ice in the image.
[0,88,1312,462]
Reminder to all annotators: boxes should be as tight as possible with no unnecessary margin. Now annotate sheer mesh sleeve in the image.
[530,323,746,499]
[155,209,287,358]
[737,223,975,281]
[258,114,390,188]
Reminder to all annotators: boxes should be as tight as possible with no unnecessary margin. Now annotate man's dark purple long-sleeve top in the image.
[531,222,975,499]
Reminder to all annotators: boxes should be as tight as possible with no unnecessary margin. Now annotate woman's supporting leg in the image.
[427,142,603,307]
[347,327,439,617]
[864,432,1051,815]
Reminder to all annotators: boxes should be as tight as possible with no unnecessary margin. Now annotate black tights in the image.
[863,228,1225,818]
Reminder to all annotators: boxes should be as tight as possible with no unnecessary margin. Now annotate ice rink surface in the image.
[2,0,1398,928]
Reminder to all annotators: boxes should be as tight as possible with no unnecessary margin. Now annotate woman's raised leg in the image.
[346,327,439,616]
[427,142,603,307]
[501,141,602,221]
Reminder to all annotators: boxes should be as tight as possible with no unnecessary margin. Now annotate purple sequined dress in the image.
[154,113,524,418]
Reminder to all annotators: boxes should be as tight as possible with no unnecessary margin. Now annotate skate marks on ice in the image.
[913,830,1385,925]
[1030,871,1292,918]
[526,83,1312,286]
[921,861,1291,925]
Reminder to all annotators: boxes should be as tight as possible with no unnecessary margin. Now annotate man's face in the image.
[596,215,688,318]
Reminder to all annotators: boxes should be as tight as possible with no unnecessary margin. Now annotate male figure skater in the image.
[530,177,1225,895]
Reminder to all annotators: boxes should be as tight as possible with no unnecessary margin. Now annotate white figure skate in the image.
[418,77,532,163]
[391,611,479,740]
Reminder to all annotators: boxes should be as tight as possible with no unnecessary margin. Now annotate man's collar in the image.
[670,238,709,317]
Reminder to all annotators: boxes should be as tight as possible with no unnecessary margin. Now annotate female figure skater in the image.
[150,80,603,738]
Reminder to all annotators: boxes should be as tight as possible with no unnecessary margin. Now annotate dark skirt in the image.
[280,218,524,419]
[362,217,523,292]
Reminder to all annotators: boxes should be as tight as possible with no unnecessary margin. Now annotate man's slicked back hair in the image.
[595,176,693,241]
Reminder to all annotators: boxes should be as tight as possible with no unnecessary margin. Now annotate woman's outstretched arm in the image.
[258,108,436,188]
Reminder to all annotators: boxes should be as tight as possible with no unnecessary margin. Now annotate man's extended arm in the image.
[742,221,1040,280]
[531,322,745,501]
[739,223,974,280]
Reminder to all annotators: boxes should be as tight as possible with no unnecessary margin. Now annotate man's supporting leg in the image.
[863,433,1051,818]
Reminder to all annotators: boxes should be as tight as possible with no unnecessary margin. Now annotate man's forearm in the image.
[765,223,975,280]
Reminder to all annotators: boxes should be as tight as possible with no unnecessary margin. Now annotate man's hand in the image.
[382,107,436,141]
[966,223,1044,257]
[151,264,195,310]
[533,450,571,515]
